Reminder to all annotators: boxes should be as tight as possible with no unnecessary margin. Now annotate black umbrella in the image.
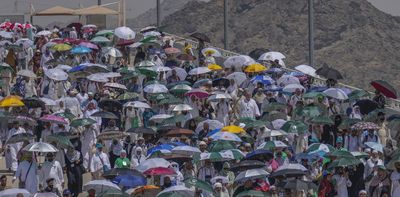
[316,65,343,80]
[283,179,311,190]
[212,78,230,88]
[354,99,379,115]
[90,111,118,119]
[22,97,45,108]
[230,160,265,171]
[190,32,210,43]
[127,127,156,134]
[6,133,35,144]
[270,169,306,178]
[248,48,267,60]
[103,168,143,180]
[388,114,400,122]
[98,99,122,110]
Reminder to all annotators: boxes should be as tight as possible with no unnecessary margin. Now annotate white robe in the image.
[6,127,26,171]
[391,171,400,197]
[84,109,102,128]
[81,127,97,169]
[333,175,352,197]
[90,152,110,173]
[63,96,83,118]
[238,99,260,119]
[14,160,38,194]
[39,161,64,191]
[215,101,230,126]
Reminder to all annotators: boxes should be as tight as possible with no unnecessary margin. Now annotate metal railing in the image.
[164,33,400,112]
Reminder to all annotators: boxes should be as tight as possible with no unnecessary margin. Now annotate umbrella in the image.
[258,51,285,61]
[209,141,236,152]
[230,160,265,171]
[245,149,273,161]
[170,84,192,94]
[154,66,172,73]
[164,47,181,54]
[104,82,127,90]
[195,119,224,133]
[128,185,160,196]
[114,26,135,40]
[70,118,97,127]
[284,179,311,190]
[144,83,168,93]
[303,92,326,99]
[37,30,52,36]
[86,73,109,82]
[102,47,123,57]
[0,95,24,107]
[264,129,288,137]
[250,75,274,85]
[371,80,397,98]
[328,150,354,158]
[199,152,235,162]
[315,66,343,80]
[244,63,267,73]
[124,101,151,108]
[234,168,269,182]
[176,54,196,61]
[90,111,118,119]
[172,104,193,112]
[184,178,213,192]
[212,78,230,88]
[300,105,323,118]
[210,132,242,142]
[348,89,369,100]
[224,55,255,68]
[136,158,171,172]
[0,31,13,39]
[156,185,194,197]
[281,121,308,134]
[143,167,176,176]
[365,142,384,153]
[185,88,209,99]
[91,36,111,43]
[117,92,140,100]
[17,69,36,78]
[207,93,232,102]
[277,75,300,86]
[113,174,147,188]
[236,190,269,197]
[45,68,68,81]
[0,62,13,73]
[165,128,194,137]
[55,64,72,71]
[149,114,174,123]
[295,65,317,77]
[39,114,68,124]
[98,99,123,109]
[257,140,287,150]
[6,133,35,144]
[96,29,114,37]
[98,189,130,197]
[306,143,335,154]
[127,127,156,134]
[190,32,210,43]
[103,168,143,179]
[188,67,211,75]
[323,88,348,100]
[354,99,379,115]
[328,157,361,168]
[98,131,128,141]
[0,188,30,197]
[221,125,244,133]
[147,144,174,156]
[351,122,380,130]
[83,180,121,193]
[311,116,335,125]
[22,97,45,108]
[52,43,72,51]
[226,72,247,86]
[23,141,58,153]
[283,84,305,93]
[172,146,201,156]
[208,64,223,71]
[71,46,92,54]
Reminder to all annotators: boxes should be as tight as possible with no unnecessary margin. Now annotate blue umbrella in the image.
[294,152,321,162]
[251,75,274,85]
[245,149,273,160]
[68,64,87,73]
[147,144,175,156]
[288,71,305,77]
[71,46,92,54]
[206,128,221,137]
[307,86,328,93]
[113,175,146,188]
[193,79,212,88]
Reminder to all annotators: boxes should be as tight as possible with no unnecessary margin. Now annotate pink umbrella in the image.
[79,42,99,50]
[143,167,176,176]
[39,115,68,125]
[164,47,181,54]
[185,88,210,99]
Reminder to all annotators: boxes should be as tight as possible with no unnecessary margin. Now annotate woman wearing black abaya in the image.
[65,146,84,197]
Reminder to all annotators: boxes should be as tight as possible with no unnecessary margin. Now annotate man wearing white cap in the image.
[131,147,145,169]
[364,149,383,189]
[238,91,260,119]
[214,182,229,197]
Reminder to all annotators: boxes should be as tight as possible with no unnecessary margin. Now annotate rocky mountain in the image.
[159,0,400,89]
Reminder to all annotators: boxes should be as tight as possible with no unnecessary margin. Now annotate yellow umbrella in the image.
[52,43,72,52]
[221,125,245,133]
[0,95,24,107]
[244,63,268,73]
[208,64,223,71]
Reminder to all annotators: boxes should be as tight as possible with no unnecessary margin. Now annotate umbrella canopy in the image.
[98,189,130,197]
[79,42,99,49]
[71,46,92,54]
[315,66,343,80]
[136,158,171,172]
[277,75,300,86]
[156,185,194,197]
[103,82,127,90]
[351,121,380,130]
[22,97,45,108]
[91,36,111,43]
[209,141,236,152]
[258,51,285,62]
[257,140,287,150]
[188,67,211,75]
[207,93,232,102]
[103,168,143,179]
[124,101,151,108]
[184,178,213,192]
[102,47,123,57]
[87,73,109,82]
[244,63,267,73]
[165,128,194,137]
[230,160,266,171]
[306,143,335,154]
[281,121,308,134]
[236,190,269,197]
[185,88,209,99]
[311,116,335,125]
[170,84,192,94]
[201,47,221,57]
[39,114,68,124]
[371,80,397,98]
[328,156,361,168]
[144,83,168,94]
[23,141,58,153]
[98,131,128,141]
[0,188,30,197]
[172,104,193,112]
[46,134,73,149]
[164,47,181,54]
[210,132,242,142]
[6,133,35,144]
[295,64,317,77]
[70,118,97,127]
[114,26,135,40]
[226,72,247,86]
[127,127,156,134]
[224,55,255,68]
[17,69,37,78]
[52,43,72,51]
[45,68,68,81]
[323,88,348,100]
[221,125,244,134]
[90,111,118,119]
[365,142,384,153]
[354,99,379,115]
[0,95,24,107]
[98,99,122,110]
[172,146,201,156]
[143,167,176,176]
[83,180,120,193]
[113,174,147,188]
[348,89,369,100]
[234,168,269,182]
[284,179,312,190]
[283,84,305,93]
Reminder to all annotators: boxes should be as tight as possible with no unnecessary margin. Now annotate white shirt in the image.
[90,152,110,172]
[39,160,64,187]
[391,171,400,197]
[332,175,352,197]
[14,160,38,194]
[238,98,260,118]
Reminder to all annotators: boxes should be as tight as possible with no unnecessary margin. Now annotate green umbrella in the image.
[328,156,361,168]
[237,118,268,128]
[136,60,156,67]
[311,116,334,125]
[91,36,110,43]
[262,111,287,121]
[328,150,353,158]
[281,121,308,134]
[209,141,236,152]
[262,102,287,112]
[0,62,14,73]
[348,89,369,100]
[46,134,73,149]
[351,151,369,159]
[303,92,325,99]
[70,118,97,128]
[97,189,129,197]
[236,190,270,197]
[117,92,140,100]
[95,29,114,37]
[301,105,323,118]
[54,110,76,121]
[306,143,335,153]
[118,66,136,74]
[0,111,10,118]
[137,67,157,77]
[166,81,192,89]
[238,132,255,143]
[158,97,183,105]
[162,114,186,125]
[184,178,213,192]
[387,153,400,170]
[169,84,192,94]
[338,118,361,130]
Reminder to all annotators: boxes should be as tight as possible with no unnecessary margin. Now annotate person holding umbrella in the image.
[373,90,386,109]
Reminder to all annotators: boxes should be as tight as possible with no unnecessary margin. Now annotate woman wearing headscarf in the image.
[64,146,84,197]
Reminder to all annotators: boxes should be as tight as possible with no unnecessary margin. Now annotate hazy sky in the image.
[0,0,399,26]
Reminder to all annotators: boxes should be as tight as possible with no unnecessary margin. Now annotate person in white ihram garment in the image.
[131,147,146,169]
[13,153,38,194]
[81,124,98,170]
[332,167,352,197]
[39,153,64,193]
[391,161,400,197]
[5,121,26,172]
[62,89,82,118]
[90,143,110,180]
[238,91,260,119]
[215,99,230,126]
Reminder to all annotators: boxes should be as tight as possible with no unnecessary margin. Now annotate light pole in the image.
[308,0,314,67]
[157,0,161,28]
[98,0,101,5]
[224,0,228,50]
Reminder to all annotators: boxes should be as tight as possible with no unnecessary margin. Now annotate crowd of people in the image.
[0,18,399,197]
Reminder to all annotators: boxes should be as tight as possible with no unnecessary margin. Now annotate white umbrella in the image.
[45,68,68,81]
[104,82,127,90]
[87,73,109,83]
[0,40,11,46]
[277,75,300,86]
[156,186,194,197]
[36,30,52,36]
[323,88,348,100]
[23,141,58,153]
[226,72,247,86]
[15,38,33,48]
[40,97,56,106]
[0,31,13,39]
[166,67,187,81]
[257,140,288,149]
[188,67,211,75]
[258,51,285,61]
[365,142,383,153]
[172,104,193,112]
[264,129,288,137]
[136,158,171,172]
[195,119,224,133]
[143,31,161,37]
[283,84,305,93]
[211,176,229,184]
[276,163,308,172]
[149,114,174,123]
[124,101,151,108]
[295,65,317,77]
[144,83,168,94]
[83,180,120,193]
[172,146,201,155]
[82,24,97,29]
[272,119,286,129]
[234,168,269,182]
[207,93,232,102]
[154,66,172,72]
[55,64,72,71]
[224,55,255,68]
[114,26,135,40]
[201,47,221,57]
[0,188,30,197]
[17,69,37,78]
[210,132,242,142]
[34,193,58,197]
[102,72,121,78]
[102,47,123,58]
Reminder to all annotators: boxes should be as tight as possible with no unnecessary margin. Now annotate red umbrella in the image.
[116,39,134,46]
[143,167,176,176]
[164,47,181,54]
[370,80,397,99]
[184,88,210,99]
